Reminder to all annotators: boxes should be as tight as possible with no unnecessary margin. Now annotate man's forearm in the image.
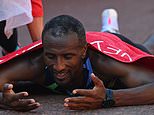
[113,82,154,106]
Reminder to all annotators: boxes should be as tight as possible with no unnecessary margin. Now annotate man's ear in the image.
[81,45,88,59]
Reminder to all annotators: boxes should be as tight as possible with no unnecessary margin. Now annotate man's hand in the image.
[0,83,40,112]
[64,73,106,110]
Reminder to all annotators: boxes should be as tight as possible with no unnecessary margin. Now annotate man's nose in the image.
[53,58,65,71]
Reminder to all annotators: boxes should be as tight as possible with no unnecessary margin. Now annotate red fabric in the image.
[0,40,42,64]
[0,32,154,70]
[31,0,43,17]
[86,32,154,71]
[86,32,154,63]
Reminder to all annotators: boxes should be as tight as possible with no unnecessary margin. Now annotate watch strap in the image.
[102,89,115,108]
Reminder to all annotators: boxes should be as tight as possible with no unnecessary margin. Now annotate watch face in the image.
[102,100,115,108]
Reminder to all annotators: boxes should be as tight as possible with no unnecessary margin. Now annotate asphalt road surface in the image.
[0,0,154,114]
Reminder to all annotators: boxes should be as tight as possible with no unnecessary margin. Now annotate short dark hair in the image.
[42,15,87,46]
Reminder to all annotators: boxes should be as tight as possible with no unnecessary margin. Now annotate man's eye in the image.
[64,55,73,59]
[48,55,55,59]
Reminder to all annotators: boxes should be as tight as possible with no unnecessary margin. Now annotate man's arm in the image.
[0,49,44,111]
[64,74,154,110]
[63,50,154,110]
[0,49,45,90]
[89,48,154,87]
[114,82,154,106]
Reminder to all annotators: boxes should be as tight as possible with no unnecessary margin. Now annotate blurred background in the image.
[17,0,154,46]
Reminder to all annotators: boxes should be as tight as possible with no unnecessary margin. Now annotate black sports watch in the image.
[102,89,115,108]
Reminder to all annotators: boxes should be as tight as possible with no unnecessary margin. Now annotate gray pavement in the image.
[1,94,154,115]
[18,0,154,45]
[0,0,154,114]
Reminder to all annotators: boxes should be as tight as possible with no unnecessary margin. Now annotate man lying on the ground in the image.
[0,9,154,111]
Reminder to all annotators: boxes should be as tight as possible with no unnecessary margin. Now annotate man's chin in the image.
[54,77,71,87]
[56,81,72,90]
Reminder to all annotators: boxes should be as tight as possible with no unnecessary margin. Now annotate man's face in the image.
[43,32,86,87]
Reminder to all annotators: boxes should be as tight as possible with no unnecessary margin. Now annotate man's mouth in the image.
[55,72,68,80]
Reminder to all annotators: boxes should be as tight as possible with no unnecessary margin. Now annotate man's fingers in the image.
[64,102,90,110]
[11,99,40,111]
[64,96,96,103]
[24,102,40,111]
[91,73,104,87]
[64,101,100,110]
[71,73,105,97]
[11,92,29,101]
[18,99,40,107]
[11,99,36,107]
[72,89,94,97]
[3,83,13,91]
[14,102,40,112]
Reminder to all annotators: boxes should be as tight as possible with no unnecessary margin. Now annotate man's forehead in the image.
[43,38,82,53]
[44,31,78,40]
[44,42,82,54]
[43,32,81,46]
[44,42,81,50]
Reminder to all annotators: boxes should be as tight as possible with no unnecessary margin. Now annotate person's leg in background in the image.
[0,20,19,55]
[101,9,152,54]
[101,8,120,34]
[27,0,44,42]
